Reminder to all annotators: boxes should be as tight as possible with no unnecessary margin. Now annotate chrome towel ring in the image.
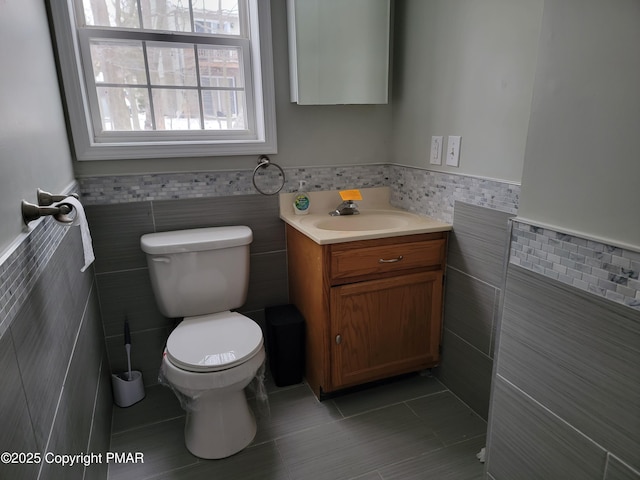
[252,155,285,195]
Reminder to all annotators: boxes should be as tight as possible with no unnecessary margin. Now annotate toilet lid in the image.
[166,312,263,372]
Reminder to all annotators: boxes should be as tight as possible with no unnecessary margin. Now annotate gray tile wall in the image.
[435,202,515,419]
[0,212,68,339]
[0,221,111,480]
[79,165,521,411]
[486,264,640,479]
[85,194,288,387]
[488,376,608,480]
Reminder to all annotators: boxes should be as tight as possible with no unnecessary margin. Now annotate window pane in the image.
[193,0,241,35]
[198,46,244,88]
[152,89,202,130]
[82,0,141,28]
[81,1,244,35]
[140,1,190,32]
[202,91,246,130]
[147,43,197,86]
[54,0,275,156]
[96,87,150,131]
[90,40,146,85]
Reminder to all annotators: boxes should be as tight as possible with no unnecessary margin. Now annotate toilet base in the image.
[183,390,257,459]
[160,345,266,460]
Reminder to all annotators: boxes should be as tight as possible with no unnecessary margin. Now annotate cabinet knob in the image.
[336,334,342,345]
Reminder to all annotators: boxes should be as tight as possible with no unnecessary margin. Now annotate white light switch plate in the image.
[430,136,443,165]
[446,136,461,167]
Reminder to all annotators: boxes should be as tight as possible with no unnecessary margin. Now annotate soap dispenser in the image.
[293,180,310,215]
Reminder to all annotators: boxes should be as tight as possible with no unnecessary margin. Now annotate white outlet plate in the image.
[446,136,461,167]
[430,136,443,165]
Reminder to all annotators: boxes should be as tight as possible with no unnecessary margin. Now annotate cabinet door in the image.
[287,0,390,105]
[330,271,443,389]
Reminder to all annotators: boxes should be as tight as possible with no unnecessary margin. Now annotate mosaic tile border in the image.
[77,164,520,224]
[77,165,392,205]
[389,165,520,223]
[510,220,640,310]
[0,183,79,339]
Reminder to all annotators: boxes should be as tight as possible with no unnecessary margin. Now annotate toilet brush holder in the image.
[111,371,145,407]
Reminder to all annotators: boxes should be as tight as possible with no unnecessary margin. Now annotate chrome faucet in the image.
[329,200,360,216]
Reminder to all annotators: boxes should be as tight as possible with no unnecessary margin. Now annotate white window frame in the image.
[49,0,277,160]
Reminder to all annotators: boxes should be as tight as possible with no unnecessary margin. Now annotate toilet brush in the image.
[124,317,132,381]
[111,316,145,407]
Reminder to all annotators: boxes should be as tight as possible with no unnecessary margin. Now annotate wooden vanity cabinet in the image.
[286,225,447,398]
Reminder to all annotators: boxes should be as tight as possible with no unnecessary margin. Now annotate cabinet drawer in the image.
[330,239,445,282]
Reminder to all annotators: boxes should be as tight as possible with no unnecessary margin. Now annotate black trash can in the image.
[265,304,305,387]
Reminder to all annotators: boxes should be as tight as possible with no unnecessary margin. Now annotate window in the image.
[49,0,276,160]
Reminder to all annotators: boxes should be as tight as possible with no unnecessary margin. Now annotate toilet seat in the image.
[166,312,263,373]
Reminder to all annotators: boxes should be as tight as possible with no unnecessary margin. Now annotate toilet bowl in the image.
[140,226,266,459]
[161,312,265,459]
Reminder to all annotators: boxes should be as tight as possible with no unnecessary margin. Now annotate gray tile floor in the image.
[108,373,486,480]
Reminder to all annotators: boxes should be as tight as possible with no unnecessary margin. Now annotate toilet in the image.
[140,226,265,459]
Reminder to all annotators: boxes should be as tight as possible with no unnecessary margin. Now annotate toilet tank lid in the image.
[141,226,252,255]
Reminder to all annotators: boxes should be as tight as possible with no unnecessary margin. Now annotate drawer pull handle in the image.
[336,335,342,345]
[379,255,403,264]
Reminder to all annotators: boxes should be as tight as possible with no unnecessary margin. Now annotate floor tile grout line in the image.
[262,416,347,446]
[331,398,346,419]
[259,388,455,448]
[337,386,451,421]
[272,438,295,480]
[139,458,201,480]
[347,468,385,480]
[369,434,487,479]
[444,432,487,448]
[436,386,489,426]
[111,414,186,437]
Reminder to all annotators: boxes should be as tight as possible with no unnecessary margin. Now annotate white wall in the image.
[0,0,75,255]
[518,0,640,248]
[391,0,543,183]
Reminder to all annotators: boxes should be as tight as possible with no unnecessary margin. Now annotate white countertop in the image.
[279,187,452,245]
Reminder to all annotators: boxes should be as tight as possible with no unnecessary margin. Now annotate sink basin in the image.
[280,187,452,244]
[300,211,412,232]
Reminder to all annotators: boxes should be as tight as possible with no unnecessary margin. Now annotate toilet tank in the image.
[140,226,253,318]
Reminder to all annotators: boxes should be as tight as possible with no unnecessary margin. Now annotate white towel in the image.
[54,196,95,272]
